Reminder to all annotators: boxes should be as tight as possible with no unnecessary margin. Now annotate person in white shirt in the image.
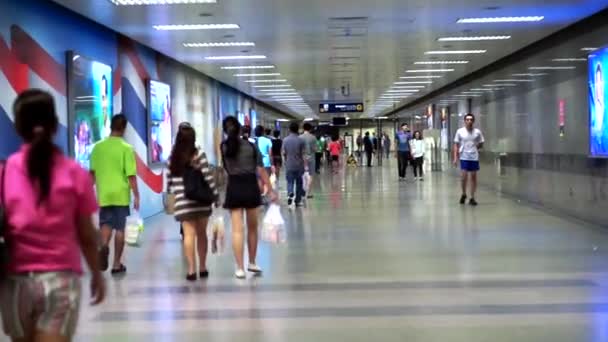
[409,131,425,181]
[452,113,485,206]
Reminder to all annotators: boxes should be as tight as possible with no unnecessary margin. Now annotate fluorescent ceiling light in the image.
[456,16,544,24]
[386,90,419,93]
[400,76,442,79]
[551,58,587,62]
[259,88,295,92]
[391,86,426,89]
[184,42,254,48]
[395,81,434,84]
[461,92,484,94]
[205,55,266,60]
[221,65,274,70]
[438,35,511,41]
[154,24,239,31]
[276,119,290,122]
[581,47,598,51]
[511,73,547,77]
[303,118,315,122]
[529,66,576,70]
[265,93,299,96]
[245,79,287,83]
[253,84,291,88]
[406,69,454,73]
[493,79,534,82]
[414,61,469,65]
[425,50,486,55]
[484,83,516,87]
[453,94,481,97]
[234,73,281,77]
[111,0,216,4]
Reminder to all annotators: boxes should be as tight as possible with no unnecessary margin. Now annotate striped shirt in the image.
[166,152,218,221]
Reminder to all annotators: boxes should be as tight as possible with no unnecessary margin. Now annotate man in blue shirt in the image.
[395,123,412,180]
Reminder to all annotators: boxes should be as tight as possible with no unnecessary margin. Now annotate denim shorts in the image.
[0,272,81,339]
[99,206,130,231]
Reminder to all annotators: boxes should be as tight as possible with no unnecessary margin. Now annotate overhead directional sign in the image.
[319,102,364,113]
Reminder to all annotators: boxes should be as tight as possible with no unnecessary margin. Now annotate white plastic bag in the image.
[302,171,311,193]
[262,204,286,244]
[269,172,277,189]
[125,212,144,247]
[210,212,225,254]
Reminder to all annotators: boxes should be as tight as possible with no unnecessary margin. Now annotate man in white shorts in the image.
[453,113,485,206]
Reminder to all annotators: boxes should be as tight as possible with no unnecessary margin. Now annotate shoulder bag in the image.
[183,160,215,206]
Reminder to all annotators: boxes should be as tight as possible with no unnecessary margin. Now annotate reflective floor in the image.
[75,160,608,341]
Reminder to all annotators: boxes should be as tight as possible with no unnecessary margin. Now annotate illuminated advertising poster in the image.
[589,49,608,157]
[67,52,113,170]
[148,80,172,164]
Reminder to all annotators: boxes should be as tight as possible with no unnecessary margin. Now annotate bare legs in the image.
[100,225,125,271]
[461,171,478,199]
[182,217,209,275]
[231,208,260,273]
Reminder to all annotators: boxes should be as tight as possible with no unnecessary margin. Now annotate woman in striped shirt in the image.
[167,123,219,281]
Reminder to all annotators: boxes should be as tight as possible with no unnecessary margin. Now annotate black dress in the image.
[222,140,263,209]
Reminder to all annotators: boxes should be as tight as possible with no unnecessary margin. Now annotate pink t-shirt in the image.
[1,146,98,274]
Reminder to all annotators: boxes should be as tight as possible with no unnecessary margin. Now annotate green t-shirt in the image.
[90,136,137,207]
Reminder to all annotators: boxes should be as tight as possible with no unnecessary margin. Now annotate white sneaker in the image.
[248,264,263,274]
[235,269,246,279]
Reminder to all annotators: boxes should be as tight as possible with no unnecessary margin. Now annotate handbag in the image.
[0,162,10,275]
[183,165,215,205]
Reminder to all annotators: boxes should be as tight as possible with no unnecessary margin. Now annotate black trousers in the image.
[366,150,373,167]
[397,151,410,178]
[413,156,424,177]
[315,152,323,173]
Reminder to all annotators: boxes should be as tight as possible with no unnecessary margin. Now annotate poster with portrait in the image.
[147,80,172,165]
[67,51,113,170]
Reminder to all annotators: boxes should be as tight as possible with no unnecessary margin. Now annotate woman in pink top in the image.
[0,90,105,342]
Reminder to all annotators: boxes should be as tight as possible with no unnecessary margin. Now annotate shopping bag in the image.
[125,212,144,247]
[210,212,225,254]
[262,204,286,244]
[302,171,311,193]
[269,172,277,189]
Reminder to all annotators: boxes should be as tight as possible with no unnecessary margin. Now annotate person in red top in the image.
[328,135,342,174]
[0,89,105,341]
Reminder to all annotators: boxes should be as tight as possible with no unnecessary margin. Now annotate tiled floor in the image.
[74,161,608,341]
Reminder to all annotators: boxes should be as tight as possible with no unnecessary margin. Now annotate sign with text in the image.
[319,102,364,113]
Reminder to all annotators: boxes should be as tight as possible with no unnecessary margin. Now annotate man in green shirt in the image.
[90,114,140,276]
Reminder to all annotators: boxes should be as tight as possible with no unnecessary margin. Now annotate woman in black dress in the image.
[221,116,277,279]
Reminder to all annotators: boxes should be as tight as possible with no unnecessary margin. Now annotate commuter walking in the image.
[271,130,283,179]
[283,122,306,207]
[453,113,485,206]
[328,135,342,174]
[222,116,276,279]
[300,123,318,198]
[395,123,412,180]
[384,133,391,159]
[315,134,325,174]
[90,114,139,275]
[410,130,426,181]
[0,90,105,341]
[167,123,219,281]
[363,132,373,167]
[254,125,273,197]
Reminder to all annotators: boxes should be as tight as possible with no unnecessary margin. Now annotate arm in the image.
[477,131,485,150]
[452,143,460,165]
[125,148,140,210]
[196,152,220,206]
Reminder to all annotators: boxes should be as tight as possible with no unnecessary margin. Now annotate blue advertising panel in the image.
[589,48,608,157]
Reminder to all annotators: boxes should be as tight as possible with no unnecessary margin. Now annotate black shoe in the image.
[469,198,478,206]
[287,197,293,206]
[199,270,209,279]
[459,195,467,205]
[295,202,303,207]
[111,264,127,276]
[186,273,197,281]
[99,246,109,272]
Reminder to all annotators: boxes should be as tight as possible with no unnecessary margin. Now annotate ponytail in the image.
[223,116,241,158]
[28,128,56,204]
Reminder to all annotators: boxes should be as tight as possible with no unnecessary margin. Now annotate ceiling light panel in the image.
[154,24,239,30]
[456,16,544,24]
[529,66,576,70]
[400,76,443,79]
[391,86,426,89]
[245,79,287,83]
[253,84,291,88]
[394,81,434,84]
[437,36,511,41]
[111,0,216,4]
[258,88,295,92]
[511,73,547,76]
[551,58,587,62]
[414,61,469,65]
[425,50,486,54]
[234,73,281,77]
[184,42,255,48]
[221,65,274,70]
[406,69,454,73]
[493,79,534,82]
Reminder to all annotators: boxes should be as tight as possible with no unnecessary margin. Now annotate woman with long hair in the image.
[222,116,277,279]
[410,130,426,181]
[0,89,105,341]
[167,123,219,281]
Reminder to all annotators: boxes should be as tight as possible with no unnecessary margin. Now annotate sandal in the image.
[111,264,127,275]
